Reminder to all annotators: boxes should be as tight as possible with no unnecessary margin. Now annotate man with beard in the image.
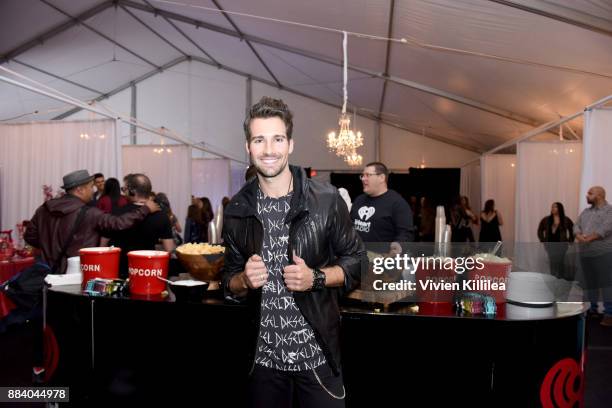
[222,97,365,407]
[575,186,612,326]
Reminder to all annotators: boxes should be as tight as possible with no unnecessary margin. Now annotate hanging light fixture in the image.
[153,127,173,154]
[344,150,363,166]
[78,125,105,140]
[326,31,363,165]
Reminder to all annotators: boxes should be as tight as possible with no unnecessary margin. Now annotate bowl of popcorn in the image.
[175,243,225,281]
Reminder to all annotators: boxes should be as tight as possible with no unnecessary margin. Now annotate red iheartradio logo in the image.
[540,358,583,408]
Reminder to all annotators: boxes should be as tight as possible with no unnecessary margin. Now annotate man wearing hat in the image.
[25,170,159,274]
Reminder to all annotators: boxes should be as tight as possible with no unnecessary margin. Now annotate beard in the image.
[252,154,288,178]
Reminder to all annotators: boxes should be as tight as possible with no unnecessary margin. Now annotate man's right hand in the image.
[145,199,160,213]
[243,254,268,289]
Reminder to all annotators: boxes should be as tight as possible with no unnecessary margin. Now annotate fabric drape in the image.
[0,119,119,231]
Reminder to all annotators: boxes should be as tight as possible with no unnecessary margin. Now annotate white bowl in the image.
[506,272,556,305]
[506,303,555,319]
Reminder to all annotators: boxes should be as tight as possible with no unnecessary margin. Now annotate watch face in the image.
[312,269,325,291]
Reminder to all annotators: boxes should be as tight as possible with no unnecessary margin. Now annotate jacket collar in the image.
[225,165,308,221]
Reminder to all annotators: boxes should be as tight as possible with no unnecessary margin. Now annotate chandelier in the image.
[153,127,172,154]
[344,150,363,166]
[327,113,363,158]
[153,146,172,154]
[326,31,363,167]
[79,132,106,140]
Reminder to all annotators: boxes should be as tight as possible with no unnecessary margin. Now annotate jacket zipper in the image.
[248,213,264,376]
[288,213,339,375]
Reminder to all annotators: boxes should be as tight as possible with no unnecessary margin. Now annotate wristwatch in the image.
[311,268,326,292]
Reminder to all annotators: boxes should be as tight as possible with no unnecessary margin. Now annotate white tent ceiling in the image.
[2,0,612,152]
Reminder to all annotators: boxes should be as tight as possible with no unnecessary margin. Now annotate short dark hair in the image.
[93,173,104,179]
[245,164,257,181]
[244,96,293,141]
[125,173,152,198]
[365,162,389,180]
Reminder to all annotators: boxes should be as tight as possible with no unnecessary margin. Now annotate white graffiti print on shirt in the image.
[254,190,326,372]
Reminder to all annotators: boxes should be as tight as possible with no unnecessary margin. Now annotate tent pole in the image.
[484,93,612,155]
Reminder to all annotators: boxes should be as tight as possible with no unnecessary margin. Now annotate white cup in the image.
[66,256,81,276]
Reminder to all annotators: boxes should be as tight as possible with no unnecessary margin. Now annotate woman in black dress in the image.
[451,196,478,242]
[479,199,503,243]
[537,202,574,279]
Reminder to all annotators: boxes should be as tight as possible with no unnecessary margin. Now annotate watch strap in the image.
[311,268,326,291]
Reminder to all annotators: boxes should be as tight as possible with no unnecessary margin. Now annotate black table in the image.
[44,285,587,407]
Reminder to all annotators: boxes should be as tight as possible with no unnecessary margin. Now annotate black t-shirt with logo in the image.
[350,189,414,243]
[108,203,173,278]
[254,189,326,372]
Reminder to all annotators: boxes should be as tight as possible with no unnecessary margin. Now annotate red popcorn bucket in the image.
[127,250,169,296]
[79,247,121,289]
[466,260,512,304]
[415,257,456,303]
[417,301,455,316]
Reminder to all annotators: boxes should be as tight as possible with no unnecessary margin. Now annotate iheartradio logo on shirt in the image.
[358,206,375,221]
[354,206,375,232]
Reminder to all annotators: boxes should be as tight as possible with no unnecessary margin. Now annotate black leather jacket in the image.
[222,165,366,375]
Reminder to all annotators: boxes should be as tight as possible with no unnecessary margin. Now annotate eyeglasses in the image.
[359,173,381,180]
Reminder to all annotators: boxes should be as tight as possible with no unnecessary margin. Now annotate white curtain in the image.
[461,161,481,239]
[0,119,119,231]
[122,145,191,232]
[516,142,582,243]
[191,159,231,214]
[580,108,612,212]
[230,160,249,197]
[481,154,516,245]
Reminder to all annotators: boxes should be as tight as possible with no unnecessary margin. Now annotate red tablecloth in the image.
[0,257,34,282]
[0,257,35,319]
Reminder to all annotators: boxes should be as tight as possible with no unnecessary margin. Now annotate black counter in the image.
[44,285,587,407]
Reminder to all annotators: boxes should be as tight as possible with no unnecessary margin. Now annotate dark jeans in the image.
[249,364,345,408]
[580,252,612,315]
[544,243,570,280]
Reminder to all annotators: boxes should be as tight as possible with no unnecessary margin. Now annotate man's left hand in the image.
[584,234,602,243]
[283,254,314,292]
[144,199,160,213]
